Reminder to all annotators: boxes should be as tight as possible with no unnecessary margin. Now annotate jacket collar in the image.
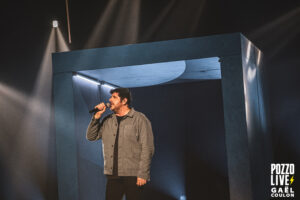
[126,108,135,118]
[112,107,135,118]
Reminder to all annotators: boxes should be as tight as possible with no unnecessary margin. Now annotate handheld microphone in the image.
[89,103,110,113]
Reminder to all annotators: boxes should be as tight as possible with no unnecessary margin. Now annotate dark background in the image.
[0,0,299,199]
[132,82,229,200]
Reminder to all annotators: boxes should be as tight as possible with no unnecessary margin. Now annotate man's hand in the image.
[94,103,106,119]
[136,177,147,186]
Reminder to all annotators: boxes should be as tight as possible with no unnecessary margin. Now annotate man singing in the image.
[86,88,154,200]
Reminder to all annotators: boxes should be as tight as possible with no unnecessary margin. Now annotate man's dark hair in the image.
[110,88,132,107]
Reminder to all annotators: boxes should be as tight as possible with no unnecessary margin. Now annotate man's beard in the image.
[111,103,121,113]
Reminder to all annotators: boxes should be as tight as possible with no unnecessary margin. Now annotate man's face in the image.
[109,92,126,112]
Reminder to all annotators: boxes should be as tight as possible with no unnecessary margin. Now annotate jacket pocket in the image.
[124,125,138,141]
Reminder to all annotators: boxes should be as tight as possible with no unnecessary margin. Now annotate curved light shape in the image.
[179,57,221,80]
[79,61,186,88]
[247,65,256,82]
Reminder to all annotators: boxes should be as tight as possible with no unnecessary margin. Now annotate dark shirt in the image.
[111,115,125,177]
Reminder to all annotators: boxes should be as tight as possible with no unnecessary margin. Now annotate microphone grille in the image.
[105,103,111,108]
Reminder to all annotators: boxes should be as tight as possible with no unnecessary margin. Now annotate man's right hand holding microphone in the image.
[93,103,107,119]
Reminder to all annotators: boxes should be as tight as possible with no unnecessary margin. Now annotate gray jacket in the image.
[86,108,154,180]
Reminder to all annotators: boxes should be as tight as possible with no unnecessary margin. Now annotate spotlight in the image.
[74,74,100,85]
[179,195,186,200]
[52,20,58,28]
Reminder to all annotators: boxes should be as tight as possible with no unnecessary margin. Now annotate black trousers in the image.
[105,176,143,200]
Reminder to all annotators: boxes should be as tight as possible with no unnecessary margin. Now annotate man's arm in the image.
[86,103,107,141]
[137,114,155,181]
[86,117,102,141]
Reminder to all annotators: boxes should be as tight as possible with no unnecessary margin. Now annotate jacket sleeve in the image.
[86,115,108,141]
[137,115,155,180]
